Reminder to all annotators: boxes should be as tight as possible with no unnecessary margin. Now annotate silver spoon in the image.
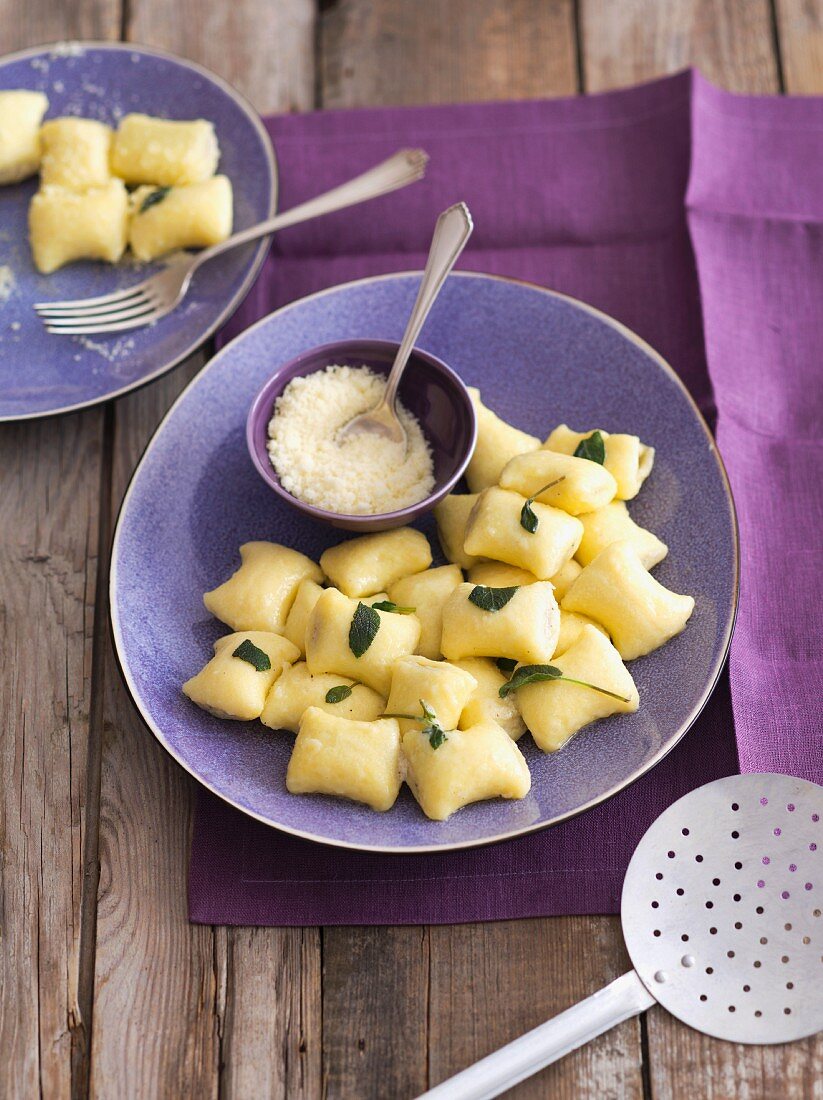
[339,201,473,446]
[417,772,823,1100]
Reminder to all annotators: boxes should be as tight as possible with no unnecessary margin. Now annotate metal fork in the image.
[35,148,429,335]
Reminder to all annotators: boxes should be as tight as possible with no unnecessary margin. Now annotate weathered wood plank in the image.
[579,0,779,92]
[580,3,823,1097]
[427,917,643,1099]
[0,11,119,1100]
[88,5,320,1098]
[320,0,578,107]
[127,0,316,113]
[774,0,823,93]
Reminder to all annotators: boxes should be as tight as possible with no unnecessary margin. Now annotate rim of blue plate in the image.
[0,40,277,422]
[110,270,740,854]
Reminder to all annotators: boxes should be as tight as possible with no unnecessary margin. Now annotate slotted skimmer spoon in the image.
[35,148,428,335]
[418,773,823,1100]
[339,200,473,446]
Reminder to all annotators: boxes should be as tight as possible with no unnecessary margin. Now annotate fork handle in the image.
[188,148,427,273]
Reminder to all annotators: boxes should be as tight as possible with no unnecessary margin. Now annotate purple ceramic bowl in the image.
[246,338,477,531]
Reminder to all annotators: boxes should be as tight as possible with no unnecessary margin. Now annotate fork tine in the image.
[44,306,169,336]
[44,298,159,328]
[33,281,152,312]
[36,289,154,319]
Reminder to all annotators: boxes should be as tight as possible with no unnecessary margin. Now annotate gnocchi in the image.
[39,117,112,189]
[433,493,481,570]
[403,720,531,821]
[204,541,323,635]
[453,657,527,741]
[387,563,463,659]
[261,662,385,732]
[562,540,694,660]
[320,528,432,597]
[286,708,402,812]
[465,387,540,491]
[28,180,129,273]
[128,176,233,262]
[576,500,667,569]
[499,450,617,515]
[182,631,299,721]
[516,625,639,752]
[463,487,583,580]
[0,90,48,183]
[111,113,220,186]
[544,424,655,501]
[385,654,477,734]
[440,581,560,665]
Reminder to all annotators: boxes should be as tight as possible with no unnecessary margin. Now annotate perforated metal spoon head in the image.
[622,772,823,1044]
[418,774,823,1100]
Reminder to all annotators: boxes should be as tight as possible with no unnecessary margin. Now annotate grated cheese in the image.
[267,364,435,516]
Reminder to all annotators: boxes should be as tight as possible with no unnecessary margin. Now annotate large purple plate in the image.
[111,272,738,853]
[0,42,275,421]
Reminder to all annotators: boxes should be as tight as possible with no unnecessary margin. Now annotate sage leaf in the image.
[348,601,380,658]
[232,639,271,672]
[495,657,518,673]
[499,663,631,703]
[573,430,606,465]
[371,600,416,615]
[519,477,566,534]
[139,186,171,214]
[468,585,519,612]
[325,684,354,704]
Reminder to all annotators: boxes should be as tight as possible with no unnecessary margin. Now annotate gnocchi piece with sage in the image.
[182,631,299,721]
[440,581,560,665]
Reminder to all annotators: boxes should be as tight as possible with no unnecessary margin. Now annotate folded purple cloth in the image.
[189,71,822,926]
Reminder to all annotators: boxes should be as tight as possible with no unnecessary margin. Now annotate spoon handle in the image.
[383,202,473,411]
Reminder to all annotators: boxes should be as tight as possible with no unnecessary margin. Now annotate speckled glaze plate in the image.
[111,272,738,853]
[0,42,275,421]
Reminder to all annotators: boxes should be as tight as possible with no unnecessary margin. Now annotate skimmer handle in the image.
[415,970,654,1100]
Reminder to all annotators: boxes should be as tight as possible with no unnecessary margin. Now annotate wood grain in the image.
[320,0,578,107]
[87,3,320,1097]
[579,0,779,92]
[0,10,118,1100]
[127,0,316,113]
[775,0,823,93]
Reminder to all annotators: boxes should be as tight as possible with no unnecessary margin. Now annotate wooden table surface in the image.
[2,2,822,1097]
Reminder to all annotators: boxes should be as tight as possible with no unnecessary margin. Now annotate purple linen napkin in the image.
[188,71,821,926]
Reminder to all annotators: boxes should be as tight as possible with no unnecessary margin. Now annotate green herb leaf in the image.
[427,726,448,750]
[495,657,518,673]
[520,499,539,533]
[573,430,606,465]
[232,639,271,672]
[499,663,631,703]
[139,186,171,214]
[468,585,519,612]
[325,684,354,704]
[348,601,381,658]
[419,699,448,750]
[371,600,416,615]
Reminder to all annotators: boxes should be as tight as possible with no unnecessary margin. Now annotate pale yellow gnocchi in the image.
[441,581,560,665]
[433,493,481,570]
[28,180,129,274]
[0,90,48,183]
[453,657,527,741]
[499,450,617,515]
[403,720,531,821]
[260,662,385,732]
[320,527,432,597]
[465,387,541,492]
[387,563,463,659]
[516,625,639,752]
[204,541,323,635]
[182,631,300,721]
[283,578,326,655]
[463,487,583,580]
[286,708,402,812]
[553,610,609,658]
[576,501,667,569]
[128,176,233,262]
[39,117,112,189]
[385,654,477,734]
[305,587,421,695]
[111,113,220,186]
[562,541,694,660]
[544,424,655,501]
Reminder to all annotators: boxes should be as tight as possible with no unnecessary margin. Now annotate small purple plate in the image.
[111,272,738,853]
[0,42,275,421]
[246,338,477,531]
